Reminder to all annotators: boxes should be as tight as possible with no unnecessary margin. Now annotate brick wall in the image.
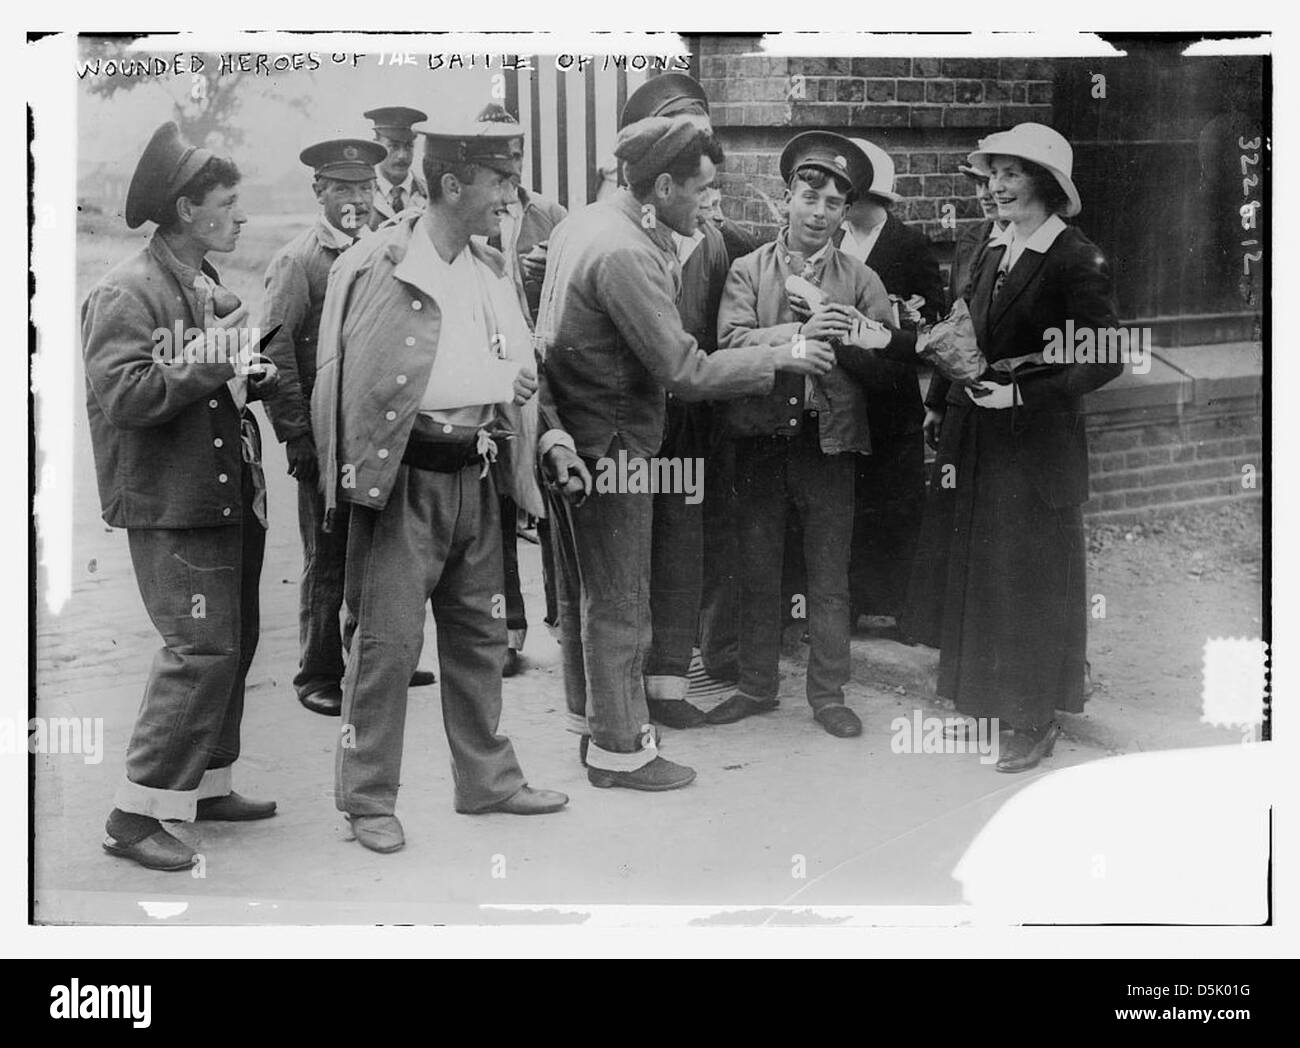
[696,40,1053,254]
[1082,397,1263,522]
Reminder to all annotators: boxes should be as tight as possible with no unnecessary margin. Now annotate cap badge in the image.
[834,155,846,169]
[343,146,359,160]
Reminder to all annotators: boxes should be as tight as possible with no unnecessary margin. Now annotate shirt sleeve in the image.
[832,268,919,391]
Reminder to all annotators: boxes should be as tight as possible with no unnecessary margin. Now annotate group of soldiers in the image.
[82,72,996,868]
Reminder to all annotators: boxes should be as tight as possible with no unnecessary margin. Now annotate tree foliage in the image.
[78,36,314,153]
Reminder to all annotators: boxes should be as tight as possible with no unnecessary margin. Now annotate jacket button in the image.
[442,424,454,434]
[810,410,818,417]
[788,396,798,405]
[378,448,389,459]
[218,473,228,483]
[213,438,223,448]
[411,300,422,310]
[209,399,219,408]
[404,336,416,346]
[222,507,231,516]
[368,487,380,498]
[788,418,798,426]
[385,410,397,420]
[396,375,407,385]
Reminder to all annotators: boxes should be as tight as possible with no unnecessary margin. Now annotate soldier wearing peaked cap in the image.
[312,120,569,853]
[711,130,918,739]
[82,122,280,871]
[534,114,837,791]
[257,138,437,718]
[473,102,569,677]
[618,71,710,127]
[364,105,429,229]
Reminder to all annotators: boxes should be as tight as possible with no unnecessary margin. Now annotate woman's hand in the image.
[965,381,1020,409]
[922,407,945,449]
[846,314,892,350]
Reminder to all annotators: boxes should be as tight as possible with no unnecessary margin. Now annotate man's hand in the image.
[798,303,855,342]
[286,434,318,485]
[244,360,280,401]
[965,381,1020,410]
[520,242,548,283]
[772,337,835,376]
[542,444,593,506]
[512,365,539,405]
[922,407,945,449]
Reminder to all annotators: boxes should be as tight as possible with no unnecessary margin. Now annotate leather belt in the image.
[401,435,483,473]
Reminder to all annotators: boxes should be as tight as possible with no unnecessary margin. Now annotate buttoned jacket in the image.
[312,211,544,527]
[81,233,250,529]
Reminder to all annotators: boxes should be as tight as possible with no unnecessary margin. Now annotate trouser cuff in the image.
[114,765,233,822]
[565,711,590,736]
[644,675,689,702]
[584,735,658,773]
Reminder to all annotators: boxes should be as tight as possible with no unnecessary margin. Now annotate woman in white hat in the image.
[929,123,1123,772]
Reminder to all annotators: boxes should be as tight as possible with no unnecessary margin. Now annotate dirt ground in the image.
[27,219,1267,924]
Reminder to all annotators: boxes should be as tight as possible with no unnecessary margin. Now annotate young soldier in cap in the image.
[616,74,747,728]
[835,137,945,638]
[313,121,568,854]
[83,122,279,870]
[260,139,435,716]
[475,102,568,675]
[364,105,429,229]
[712,131,909,739]
[535,114,835,790]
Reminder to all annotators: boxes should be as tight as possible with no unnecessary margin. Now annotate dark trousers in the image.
[698,430,740,681]
[537,516,559,627]
[294,479,349,699]
[734,422,855,711]
[644,402,708,688]
[118,465,265,821]
[335,462,525,816]
[547,444,655,755]
[499,494,528,650]
[848,428,926,618]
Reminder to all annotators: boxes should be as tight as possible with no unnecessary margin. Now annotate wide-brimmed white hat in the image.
[967,122,1081,217]
[848,138,901,204]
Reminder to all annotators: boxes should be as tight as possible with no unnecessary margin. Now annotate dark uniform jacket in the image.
[81,233,250,529]
[836,213,945,442]
[258,215,356,444]
[534,188,776,462]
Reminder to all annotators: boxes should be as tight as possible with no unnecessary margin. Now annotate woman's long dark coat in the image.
[922,223,1122,728]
